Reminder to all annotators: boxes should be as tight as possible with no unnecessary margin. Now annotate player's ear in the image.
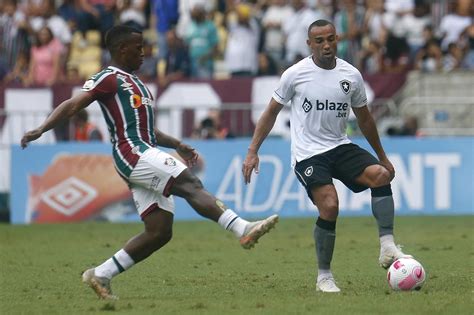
[306,38,311,47]
[335,34,339,42]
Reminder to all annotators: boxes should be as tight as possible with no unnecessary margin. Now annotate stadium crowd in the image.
[0,0,473,87]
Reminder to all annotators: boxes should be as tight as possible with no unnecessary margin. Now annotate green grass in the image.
[0,216,473,314]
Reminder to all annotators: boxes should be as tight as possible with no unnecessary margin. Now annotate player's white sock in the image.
[317,269,334,281]
[217,209,249,238]
[380,234,396,250]
[94,249,135,279]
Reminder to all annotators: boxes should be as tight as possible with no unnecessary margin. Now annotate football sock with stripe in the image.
[94,249,135,279]
[314,217,336,276]
[218,209,249,237]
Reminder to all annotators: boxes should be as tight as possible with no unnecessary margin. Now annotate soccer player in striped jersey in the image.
[243,20,411,293]
[21,25,278,300]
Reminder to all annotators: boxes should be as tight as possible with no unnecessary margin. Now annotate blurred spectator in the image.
[58,0,82,33]
[135,38,158,81]
[118,0,147,31]
[283,0,326,65]
[400,1,432,62]
[334,0,365,65]
[383,33,410,72]
[439,0,473,51]
[152,0,179,60]
[3,51,29,84]
[0,0,30,75]
[383,0,414,30]
[386,116,420,136]
[363,0,386,44]
[192,109,230,139]
[184,4,218,78]
[76,0,116,47]
[18,0,44,17]
[422,24,440,46]
[257,52,278,76]
[71,109,103,141]
[224,3,260,77]
[443,42,463,71]
[414,39,443,72]
[159,28,190,87]
[261,0,293,67]
[461,24,474,70]
[29,0,72,48]
[384,0,414,14]
[24,26,64,86]
[359,40,383,74]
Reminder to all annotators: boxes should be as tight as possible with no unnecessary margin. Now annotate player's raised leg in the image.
[311,184,341,293]
[169,169,278,249]
[357,165,412,268]
[371,185,412,268]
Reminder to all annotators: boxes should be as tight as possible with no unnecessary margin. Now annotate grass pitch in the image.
[0,216,472,314]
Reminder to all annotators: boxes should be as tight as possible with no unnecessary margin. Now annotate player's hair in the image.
[307,19,335,36]
[105,25,142,55]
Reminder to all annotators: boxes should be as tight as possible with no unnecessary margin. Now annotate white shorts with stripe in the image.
[129,147,187,218]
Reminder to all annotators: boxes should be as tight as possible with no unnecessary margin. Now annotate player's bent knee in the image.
[365,165,391,187]
[319,203,339,221]
[376,167,392,186]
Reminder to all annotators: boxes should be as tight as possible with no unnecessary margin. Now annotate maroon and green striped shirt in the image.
[81,66,157,179]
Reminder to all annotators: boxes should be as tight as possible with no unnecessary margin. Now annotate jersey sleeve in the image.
[351,71,368,108]
[272,67,295,106]
[81,72,117,100]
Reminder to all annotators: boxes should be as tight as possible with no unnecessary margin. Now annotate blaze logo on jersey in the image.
[302,98,313,113]
[340,79,351,94]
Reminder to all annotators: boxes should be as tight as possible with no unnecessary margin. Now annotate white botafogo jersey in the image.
[272,56,368,167]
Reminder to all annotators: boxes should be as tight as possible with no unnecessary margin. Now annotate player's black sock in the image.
[314,217,336,271]
[371,185,394,237]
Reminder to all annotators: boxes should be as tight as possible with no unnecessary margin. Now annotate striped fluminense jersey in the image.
[81,66,157,180]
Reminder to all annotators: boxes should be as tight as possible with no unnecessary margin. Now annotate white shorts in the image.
[128,148,187,219]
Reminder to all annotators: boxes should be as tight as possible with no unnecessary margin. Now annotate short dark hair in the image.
[105,25,142,54]
[307,19,335,36]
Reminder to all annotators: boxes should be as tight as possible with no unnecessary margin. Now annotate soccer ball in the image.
[387,257,426,291]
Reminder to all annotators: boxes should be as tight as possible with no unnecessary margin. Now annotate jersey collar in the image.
[108,66,136,77]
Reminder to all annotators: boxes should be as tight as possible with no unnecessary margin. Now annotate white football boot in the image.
[240,214,279,249]
[82,268,118,300]
[379,245,413,269]
[316,276,341,293]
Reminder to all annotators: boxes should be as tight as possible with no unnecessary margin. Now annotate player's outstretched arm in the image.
[352,105,395,179]
[21,92,95,148]
[243,98,283,184]
[154,128,198,167]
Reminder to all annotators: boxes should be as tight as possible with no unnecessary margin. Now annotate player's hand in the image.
[242,151,259,185]
[380,157,395,181]
[176,143,198,168]
[21,128,43,149]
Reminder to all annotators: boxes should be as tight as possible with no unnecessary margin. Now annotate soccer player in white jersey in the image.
[242,20,411,293]
[21,25,278,300]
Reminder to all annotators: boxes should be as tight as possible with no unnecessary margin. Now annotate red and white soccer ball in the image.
[387,257,426,291]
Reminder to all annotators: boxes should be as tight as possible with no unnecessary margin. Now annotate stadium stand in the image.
[398,72,474,135]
